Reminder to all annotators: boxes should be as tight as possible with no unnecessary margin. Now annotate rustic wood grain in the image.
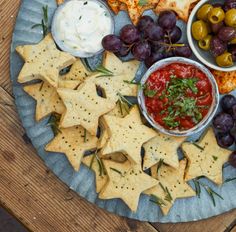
[0,0,236,231]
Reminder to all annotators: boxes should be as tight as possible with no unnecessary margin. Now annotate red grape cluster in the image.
[102,11,192,68]
[212,94,236,168]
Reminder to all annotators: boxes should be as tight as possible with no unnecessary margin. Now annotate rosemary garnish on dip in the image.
[31,5,49,38]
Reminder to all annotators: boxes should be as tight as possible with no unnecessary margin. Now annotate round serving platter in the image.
[10,0,236,222]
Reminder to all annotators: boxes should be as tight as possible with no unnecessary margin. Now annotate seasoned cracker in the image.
[182,127,231,185]
[155,0,199,22]
[143,133,186,170]
[101,105,157,164]
[99,159,158,212]
[145,159,195,215]
[57,80,115,135]
[16,34,76,88]
[24,81,65,121]
[45,126,98,171]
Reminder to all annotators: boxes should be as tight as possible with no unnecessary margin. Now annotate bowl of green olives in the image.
[187,0,236,71]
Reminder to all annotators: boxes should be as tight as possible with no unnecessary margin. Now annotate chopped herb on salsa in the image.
[144,63,213,131]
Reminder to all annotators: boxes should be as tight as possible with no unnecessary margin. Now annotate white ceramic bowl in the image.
[138,57,220,137]
[187,0,236,72]
[51,0,114,58]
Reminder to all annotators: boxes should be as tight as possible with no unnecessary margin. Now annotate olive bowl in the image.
[187,0,236,72]
[137,57,220,137]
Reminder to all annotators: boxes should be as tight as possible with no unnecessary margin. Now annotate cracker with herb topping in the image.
[143,133,186,170]
[155,0,199,22]
[145,159,195,215]
[24,81,65,121]
[182,127,232,185]
[45,126,98,171]
[94,52,139,102]
[16,34,76,88]
[99,159,158,212]
[101,105,157,164]
[57,80,115,135]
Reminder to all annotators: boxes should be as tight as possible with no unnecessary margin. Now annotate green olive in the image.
[192,20,209,40]
[216,52,233,67]
[230,37,236,44]
[225,9,236,27]
[208,7,225,24]
[198,35,212,50]
[197,4,213,21]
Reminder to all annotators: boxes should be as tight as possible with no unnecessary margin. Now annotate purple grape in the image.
[145,24,164,41]
[137,16,154,32]
[174,45,192,57]
[211,22,224,34]
[228,45,236,61]
[210,37,227,57]
[216,132,235,148]
[163,50,175,58]
[224,0,236,11]
[149,40,162,53]
[131,41,151,61]
[221,94,236,112]
[230,104,236,120]
[166,26,182,43]
[115,43,130,57]
[218,27,236,42]
[213,112,234,132]
[102,35,122,52]
[145,52,164,68]
[120,24,141,44]
[229,151,236,168]
[158,11,177,30]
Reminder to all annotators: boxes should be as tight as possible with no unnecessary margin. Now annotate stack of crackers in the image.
[16,34,231,215]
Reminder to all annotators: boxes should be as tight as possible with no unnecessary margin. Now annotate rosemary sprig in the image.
[156,159,164,175]
[192,142,204,151]
[89,150,106,176]
[117,92,133,107]
[118,97,130,115]
[47,113,61,136]
[110,167,124,177]
[159,183,173,203]
[150,194,166,206]
[224,177,236,183]
[95,66,113,77]
[39,81,44,91]
[193,179,223,206]
[31,5,49,38]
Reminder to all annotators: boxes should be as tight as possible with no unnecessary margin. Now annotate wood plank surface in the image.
[0,0,236,232]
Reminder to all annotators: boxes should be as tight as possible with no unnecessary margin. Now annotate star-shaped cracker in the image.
[24,81,65,121]
[182,127,232,185]
[16,34,76,88]
[143,133,186,170]
[82,152,126,193]
[57,80,115,135]
[45,126,98,171]
[98,101,129,149]
[99,159,158,212]
[94,52,139,102]
[155,0,199,22]
[145,159,195,215]
[101,106,157,164]
[60,59,91,81]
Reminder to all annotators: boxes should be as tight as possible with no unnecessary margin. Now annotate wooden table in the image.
[0,1,236,231]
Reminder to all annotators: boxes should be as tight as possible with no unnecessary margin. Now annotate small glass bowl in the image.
[138,57,220,137]
[51,0,114,58]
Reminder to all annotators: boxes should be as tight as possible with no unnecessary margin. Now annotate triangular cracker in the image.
[145,159,196,215]
[24,81,65,121]
[57,80,115,135]
[101,106,157,164]
[182,127,232,185]
[155,0,199,22]
[45,126,97,171]
[143,133,186,170]
[99,159,158,212]
[94,52,139,101]
[16,34,76,88]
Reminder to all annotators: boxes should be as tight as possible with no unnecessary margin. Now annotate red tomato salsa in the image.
[144,63,213,131]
